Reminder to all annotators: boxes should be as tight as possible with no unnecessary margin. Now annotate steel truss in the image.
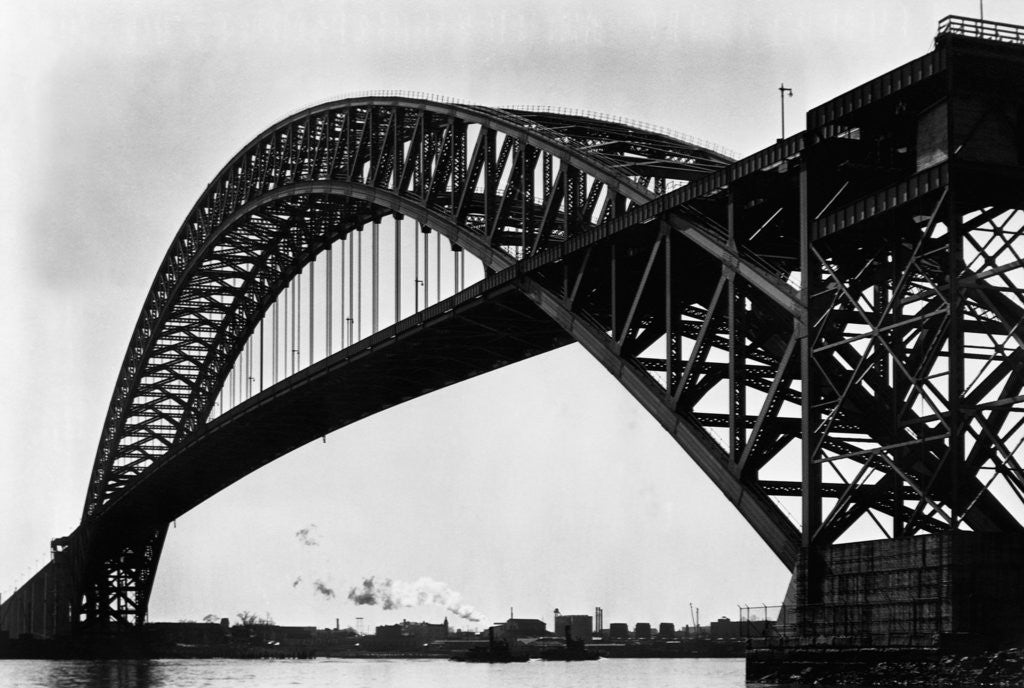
[803,193,1024,548]
[69,99,732,628]
[12,19,1024,636]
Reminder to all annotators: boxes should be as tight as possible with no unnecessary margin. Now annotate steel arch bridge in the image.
[56,95,757,631]
[6,16,1024,642]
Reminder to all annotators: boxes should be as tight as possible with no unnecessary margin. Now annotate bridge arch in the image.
[46,94,1019,635]
[71,96,735,628]
[8,28,1024,649]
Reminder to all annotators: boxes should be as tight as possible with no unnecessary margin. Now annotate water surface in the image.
[0,656,748,687]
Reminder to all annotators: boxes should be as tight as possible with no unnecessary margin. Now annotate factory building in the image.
[368,614,448,647]
[708,616,774,638]
[491,617,547,641]
[552,614,593,641]
[608,622,629,639]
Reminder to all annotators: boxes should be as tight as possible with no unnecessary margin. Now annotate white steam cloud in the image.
[295,524,319,546]
[347,576,485,623]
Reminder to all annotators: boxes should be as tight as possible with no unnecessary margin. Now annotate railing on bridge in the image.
[937,15,1024,45]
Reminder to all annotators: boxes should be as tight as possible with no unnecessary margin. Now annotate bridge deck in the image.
[96,284,572,534]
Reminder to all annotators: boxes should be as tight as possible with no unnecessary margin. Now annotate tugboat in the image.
[450,627,529,663]
[540,625,600,661]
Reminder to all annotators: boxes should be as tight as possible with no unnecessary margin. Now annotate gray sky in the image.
[2,0,1021,631]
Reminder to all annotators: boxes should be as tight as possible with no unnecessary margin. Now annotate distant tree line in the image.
[172,611,276,626]
[235,611,275,627]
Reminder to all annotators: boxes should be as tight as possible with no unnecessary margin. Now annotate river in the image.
[0,656,750,687]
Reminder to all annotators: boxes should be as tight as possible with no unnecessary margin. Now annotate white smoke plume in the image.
[295,524,319,546]
[347,576,485,623]
[314,579,336,599]
[290,575,336,600]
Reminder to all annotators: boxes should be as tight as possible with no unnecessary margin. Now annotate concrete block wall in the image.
[787,532,1024,645]
[948,533,1024,640]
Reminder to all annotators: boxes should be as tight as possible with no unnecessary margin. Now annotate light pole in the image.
[779,83,793,140]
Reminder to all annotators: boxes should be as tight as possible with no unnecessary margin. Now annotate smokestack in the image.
[335,618,339,631]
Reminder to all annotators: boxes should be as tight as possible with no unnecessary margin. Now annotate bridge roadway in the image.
[85,129,810,567]
[3,86,769,637]
[37,119,808,642]
[95,281,572,534]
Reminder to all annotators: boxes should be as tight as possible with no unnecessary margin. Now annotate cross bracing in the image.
[4,20,1024,636]
[83,101,734,524]
[65,100,739,627]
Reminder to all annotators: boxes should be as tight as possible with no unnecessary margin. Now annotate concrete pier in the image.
[786,532,1024,644]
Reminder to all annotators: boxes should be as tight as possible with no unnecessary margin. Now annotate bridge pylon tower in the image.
[787,16,1024,640]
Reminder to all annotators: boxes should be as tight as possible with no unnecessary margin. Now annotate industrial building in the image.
[708,616,774,639]
[364,618,450,651]
[491,617,547,641]
[608,622,629,639]
[552,613,593,641]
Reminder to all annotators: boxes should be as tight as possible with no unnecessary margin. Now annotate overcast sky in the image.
[3,0,1023,632]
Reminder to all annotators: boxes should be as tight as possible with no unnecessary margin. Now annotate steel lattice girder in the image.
[82,100,734,523]
[70,99,745,628]
[49,31,1024,632]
